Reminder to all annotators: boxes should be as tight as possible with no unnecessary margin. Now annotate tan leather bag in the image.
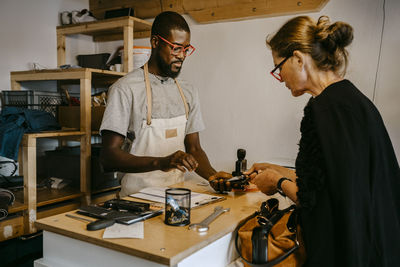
[235,198,306,267]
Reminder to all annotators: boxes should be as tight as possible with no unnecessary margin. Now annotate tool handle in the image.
[86,219,115,231]
[200,207,225,225]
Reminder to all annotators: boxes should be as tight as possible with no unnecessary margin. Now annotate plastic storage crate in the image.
[0,90,64,117]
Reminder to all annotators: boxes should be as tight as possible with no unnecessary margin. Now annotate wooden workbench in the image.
[34,181,289,267]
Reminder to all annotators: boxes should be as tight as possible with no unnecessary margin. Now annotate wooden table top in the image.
[35,181,271,266]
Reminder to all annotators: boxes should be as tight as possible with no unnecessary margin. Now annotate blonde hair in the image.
[267,16,353,76]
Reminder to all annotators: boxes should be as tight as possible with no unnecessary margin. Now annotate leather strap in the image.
[143,63,189,125]
[277,177,291,197]
[143,63,152,125]
[234,209,299,267]
[174,79,189,120]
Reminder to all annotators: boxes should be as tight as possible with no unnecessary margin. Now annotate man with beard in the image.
[100,11,232,196]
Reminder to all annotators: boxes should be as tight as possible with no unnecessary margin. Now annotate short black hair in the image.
[151,11,190,38]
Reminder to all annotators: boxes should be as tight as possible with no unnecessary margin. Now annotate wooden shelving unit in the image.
[57,16,152,73]
[1,16,151,241]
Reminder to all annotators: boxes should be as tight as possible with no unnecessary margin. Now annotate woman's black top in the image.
[295,79,400,267]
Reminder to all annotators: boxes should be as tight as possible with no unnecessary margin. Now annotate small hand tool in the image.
[65,213,115,231]
[188,206,230,232]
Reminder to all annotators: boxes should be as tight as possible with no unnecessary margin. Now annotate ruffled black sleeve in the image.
[295,98,326,210]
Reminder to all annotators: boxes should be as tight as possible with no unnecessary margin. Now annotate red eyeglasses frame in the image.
[157,35,195,57]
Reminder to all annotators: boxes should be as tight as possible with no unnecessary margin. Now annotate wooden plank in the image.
[18,145,23,177]
[0,216,24,241]
[57,33,66,67]
[93,30,150,42]
[23,131,84,139]
[36,189,83,207]
[91,190,119,204]
[8,200,27,214]
[123,23,134,73]
[92,185,121,195]
[37,202,81,220]
[187,0,329,23]
[89,0,161,19]
[10,78,21,90]
[56,17,151,36]
[80,76,92,205]
[10,69,124,87]
[10,70,87,81]
[22,135,37,234]
[161,0,184,13]
[1,202,81,241]
[8,191,27,214]
[88,0,328,23]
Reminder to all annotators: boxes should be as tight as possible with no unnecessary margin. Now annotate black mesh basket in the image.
[0,90,64,117]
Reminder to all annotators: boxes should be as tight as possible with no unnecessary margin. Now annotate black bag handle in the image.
[234,207,299,267]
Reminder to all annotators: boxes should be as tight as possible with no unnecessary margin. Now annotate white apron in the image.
[119,63,190,197]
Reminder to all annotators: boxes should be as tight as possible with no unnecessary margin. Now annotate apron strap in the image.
[174,79,189,120]
[143,62,189,125]
[144,63,152,125]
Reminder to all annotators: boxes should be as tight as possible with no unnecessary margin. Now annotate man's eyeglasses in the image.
[157,35,195,57]
[270,56,290,82]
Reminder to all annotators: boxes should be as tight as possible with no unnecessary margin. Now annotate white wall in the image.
[0,0,91,89]
[181,0,400,171]
[0,0,399,172]
[374,0,400,159]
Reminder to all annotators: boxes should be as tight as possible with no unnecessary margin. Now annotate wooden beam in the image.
[80,76,92,205]
[93,30,150,42]
[89,0,329,23]
[22,135,37,234]
[89,0,161,20]
[57,33,66,67]
[123,23,134,73]
[185,0,329,23]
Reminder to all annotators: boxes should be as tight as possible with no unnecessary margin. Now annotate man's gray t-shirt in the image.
[100,68,205,139]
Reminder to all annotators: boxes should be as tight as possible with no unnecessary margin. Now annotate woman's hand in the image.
[244,163,283,195]
[250,168,282,195]
[243,163,272,179]
[244,162,297,180]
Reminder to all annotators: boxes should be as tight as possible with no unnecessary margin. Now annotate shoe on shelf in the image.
[60,11,71,25]
[71,9,96,24]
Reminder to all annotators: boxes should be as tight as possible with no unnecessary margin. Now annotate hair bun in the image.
[315,16,353,52]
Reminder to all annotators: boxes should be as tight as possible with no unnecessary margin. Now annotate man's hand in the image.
[208,171,233,193]
[160,150,199,172]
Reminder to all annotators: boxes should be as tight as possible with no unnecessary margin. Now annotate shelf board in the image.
[8,199,27,214]
[10,68,125,83]
[8,185,121,214]
[92,185,121,195]
[36,187,83,207]
[57,16,152,41]
[23,130,85,139]
[10,187,83,210]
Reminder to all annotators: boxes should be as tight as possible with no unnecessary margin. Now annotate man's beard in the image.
[156,55,182,79]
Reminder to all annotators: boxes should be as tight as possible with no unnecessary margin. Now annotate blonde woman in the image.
[245,16,400,266]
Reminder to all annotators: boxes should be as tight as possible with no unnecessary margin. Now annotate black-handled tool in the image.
[86,218,115,231]
[227,175,250,190]
[66,214,115,231]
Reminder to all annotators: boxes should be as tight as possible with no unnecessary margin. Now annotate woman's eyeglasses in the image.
[270,56,290,82]
[157,35,195,57]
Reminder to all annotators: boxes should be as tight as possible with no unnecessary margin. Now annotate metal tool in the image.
[65,213,115,231]
[188,206,230,232]
[66,213,93,223]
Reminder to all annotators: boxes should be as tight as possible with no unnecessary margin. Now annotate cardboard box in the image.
[58,106,105,130]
